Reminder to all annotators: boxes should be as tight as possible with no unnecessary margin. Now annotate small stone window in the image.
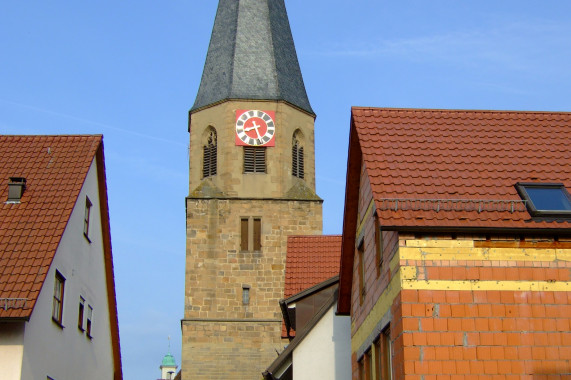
[203,128,217,178]
[516,182,571,217]
[242,285,250,305]
[292,132,304,179]
[244,147,266,173]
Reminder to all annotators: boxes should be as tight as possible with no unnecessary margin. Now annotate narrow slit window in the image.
[516,182,571,216]
[203,129,217,178]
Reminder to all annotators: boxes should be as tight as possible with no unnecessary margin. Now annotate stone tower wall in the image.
[182,197,322,379]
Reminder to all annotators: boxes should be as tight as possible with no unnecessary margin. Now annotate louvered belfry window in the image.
[203,129,217,178]
[292,137,304,179]
[244,147,266,173]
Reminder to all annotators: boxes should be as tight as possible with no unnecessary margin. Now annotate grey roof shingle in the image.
[191,0,314,116]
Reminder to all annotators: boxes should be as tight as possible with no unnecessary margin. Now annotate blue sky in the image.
[1,1,571,379]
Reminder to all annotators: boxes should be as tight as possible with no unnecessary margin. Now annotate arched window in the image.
[203,128,217,178]
[292,132,304,179]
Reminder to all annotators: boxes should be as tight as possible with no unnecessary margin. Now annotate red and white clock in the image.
[235,110,276,147]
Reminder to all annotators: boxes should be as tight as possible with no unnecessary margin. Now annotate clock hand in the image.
[245,122,263,139]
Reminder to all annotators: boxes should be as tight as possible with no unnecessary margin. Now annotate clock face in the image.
[235,110,276,147]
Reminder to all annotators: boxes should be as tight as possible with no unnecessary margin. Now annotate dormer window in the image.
[7,177,26,203]
[516,182,571,217]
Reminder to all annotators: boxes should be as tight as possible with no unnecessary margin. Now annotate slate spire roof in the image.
[191,0,314,116]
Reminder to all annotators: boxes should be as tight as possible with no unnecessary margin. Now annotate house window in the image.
[358,237,365,305]
[83,196,92,241]
[292,133,304,179]
[52,271,65,326]
[358,357,365,380]
[202,128,217,178]
[78,297,85,331]
[240,217,262,252]
[378,327,392,380]
[86,305,93,338]
[516,182,571,216]
[242,285,250,305]
[244,147,266,173]
[365,349,373,380]
[374,211,383,276]
[374,339,382,380]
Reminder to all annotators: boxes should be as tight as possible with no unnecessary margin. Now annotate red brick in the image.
[473,291,487,303]
[480,332,494,345]
[421,317,434,331]
[476,346,491,360]
[461,318,475,331]
[428,360,443,374]
[451,305,465,317]
[474,318,488,331]
[441,332,456,346]
[492,304,506,317]
[441,360,456,374]
[491,346,505,360]
[433,290,447,303]
[487,291,501,303]
[484,361,498,374]
[531,346,546,360]
[434,318,448,331]
[403,317,419,331]
[448,318,462,331]
[493,332,508,346]
[469,360,484,373]
[412,332,427,346]
[446,291,460,303]
[404,346,421,360]
[463,347,477,360]
[417,290,432,303]
[426,332,442,345]
[456,360,470,374]
[414,361,429,374]
[401,289,419,303]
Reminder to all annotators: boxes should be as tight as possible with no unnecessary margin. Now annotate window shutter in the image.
[253,218,261,251]
[244,147,266,173]
[240,218,249,251]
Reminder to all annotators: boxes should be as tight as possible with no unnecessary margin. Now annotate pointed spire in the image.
[191,0,314,116]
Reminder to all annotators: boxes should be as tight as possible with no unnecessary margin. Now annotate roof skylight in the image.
[516,182,571,217]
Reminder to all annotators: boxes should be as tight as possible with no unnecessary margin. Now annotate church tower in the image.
[182,0,323,379]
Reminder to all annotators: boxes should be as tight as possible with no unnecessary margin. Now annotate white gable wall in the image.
[19,158,115,380]
[0,322,25,380]
[292,302,351,380]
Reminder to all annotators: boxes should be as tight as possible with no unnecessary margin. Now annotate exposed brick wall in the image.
[351,234,571,379]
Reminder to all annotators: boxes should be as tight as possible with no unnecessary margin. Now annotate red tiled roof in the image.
[352,107,571,230]
[283,235,341,337]
[284,235,342,298]
[0,135,101,319]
